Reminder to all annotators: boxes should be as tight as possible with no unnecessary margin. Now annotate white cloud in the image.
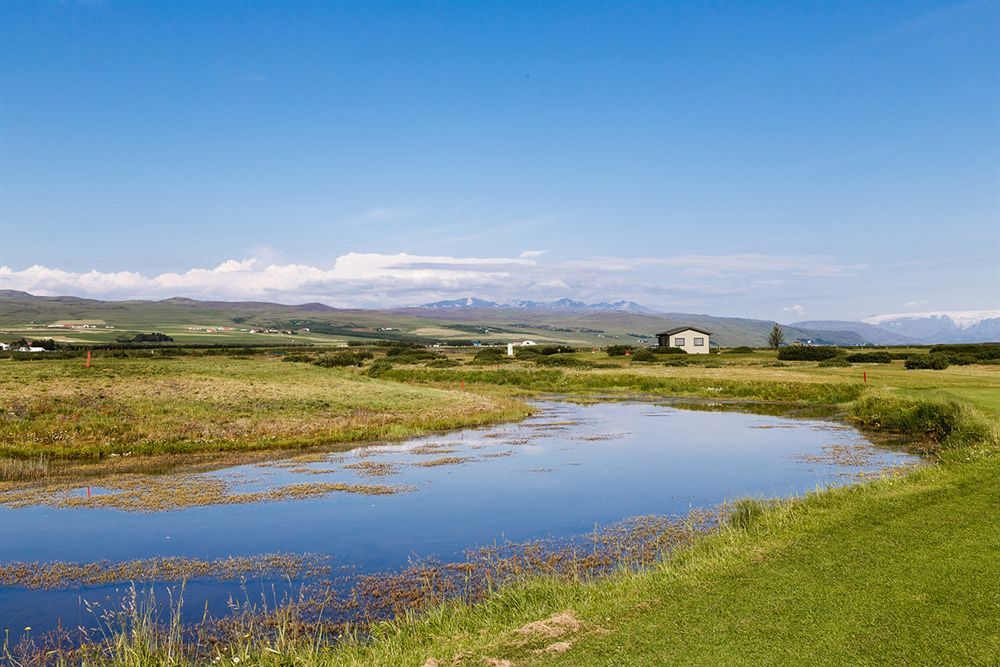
[783,304,805,315]
[0,251,867,310]
[343,207,423,226]
[559,253,865,277]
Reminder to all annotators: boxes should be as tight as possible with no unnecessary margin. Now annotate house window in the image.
[674,337,685,346]
[694,337,705,346]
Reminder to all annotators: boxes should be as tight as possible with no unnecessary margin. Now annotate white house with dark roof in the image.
[656,327,712,354]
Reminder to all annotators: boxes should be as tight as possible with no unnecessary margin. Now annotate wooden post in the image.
[85,350,91,368]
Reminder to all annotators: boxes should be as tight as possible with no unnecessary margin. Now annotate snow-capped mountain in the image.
[419,297,503,309]
[418,297,654,314]
[860,310,1000,344]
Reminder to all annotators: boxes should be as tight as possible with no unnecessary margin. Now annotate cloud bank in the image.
[1,251,865,311]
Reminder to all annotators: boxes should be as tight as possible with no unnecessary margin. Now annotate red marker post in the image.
[85,350,91,368]
[863,371,867,384]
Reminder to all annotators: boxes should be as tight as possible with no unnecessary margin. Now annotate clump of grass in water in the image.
[0,553,330,590]
[0,475,414,512]
[343,460,401,477]
[414,456,473,468]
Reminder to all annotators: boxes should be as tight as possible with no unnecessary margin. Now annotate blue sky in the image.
[1,0,997,320]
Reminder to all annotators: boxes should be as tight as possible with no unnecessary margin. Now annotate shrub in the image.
[117,332,174,344]
[281,353,314,363]
[777,346,840,361]
[928,343,1000,363]
[725,346,755,354]
[537,345,576,355]
[844,351,893,364]
[313,351,372,367]
[29,339,58,350]
[471,348,508,364]
[605,345,635,356]
[365,359,394,377]
[631,348,657,362]
[818,357,851,367]
[652,346,688,355]
[514,346,542,358]
[905,354,950,370]
[385,348,442,363]
[533,356,595,368]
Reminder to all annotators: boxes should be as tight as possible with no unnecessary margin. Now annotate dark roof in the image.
[656,326,713,337]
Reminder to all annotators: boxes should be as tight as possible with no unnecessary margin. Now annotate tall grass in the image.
[851,391,998,452]
[375,367,864,404]
[0,456,49,482]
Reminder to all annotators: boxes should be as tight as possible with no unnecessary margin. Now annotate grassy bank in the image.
[324,444,1000,666]
[0,356,531,464]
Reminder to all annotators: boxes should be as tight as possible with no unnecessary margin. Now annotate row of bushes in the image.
[282,350,376,368]
[607,345,687,356]
[776,346,842,361]
[904,355,950,370]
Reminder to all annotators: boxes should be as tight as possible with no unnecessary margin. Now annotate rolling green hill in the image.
[0,291,868,347]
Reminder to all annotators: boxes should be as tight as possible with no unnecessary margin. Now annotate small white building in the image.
[656,327,712,354]
[0,342,9,351]
[520,340,537,346]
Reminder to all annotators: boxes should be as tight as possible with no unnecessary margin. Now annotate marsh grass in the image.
[0,554,329,590]
[0,357,533,465]
[0,455,49,482]
[0,473,414,511]
[851,391,998,453]
[4,514,714,666]
[342,461,401,477]
[413,456,473,468]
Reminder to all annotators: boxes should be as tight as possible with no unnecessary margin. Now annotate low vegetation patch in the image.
[844,351,893,363]
[776,346,841,361]
[0,553,329,590]
[850,391,996,451]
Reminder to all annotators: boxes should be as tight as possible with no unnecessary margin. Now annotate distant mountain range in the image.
[795,311,999,345]
[419,297,654,314]
[1,290,996,346]
[420,297,999,344]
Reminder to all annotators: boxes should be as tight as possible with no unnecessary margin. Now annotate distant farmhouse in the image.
[656,326,712,354]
